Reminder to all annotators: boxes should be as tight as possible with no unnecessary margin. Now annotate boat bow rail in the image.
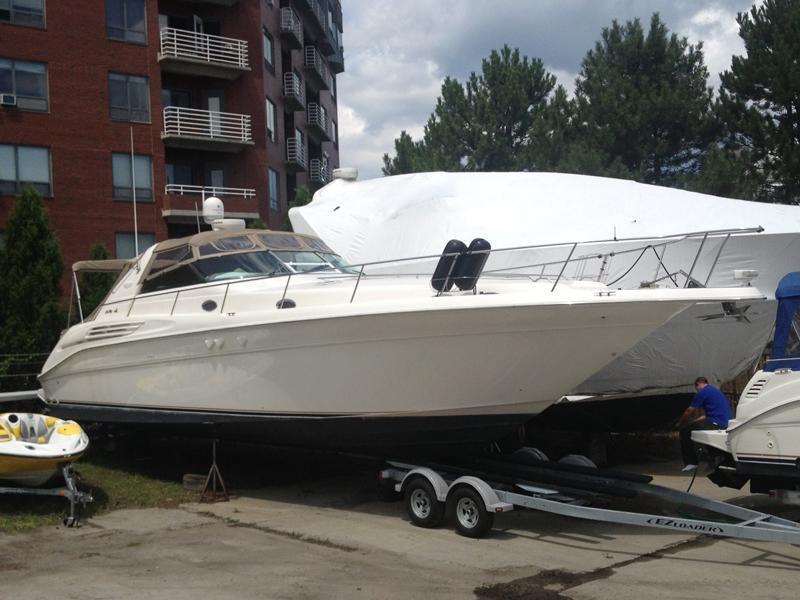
[73,226,766,323]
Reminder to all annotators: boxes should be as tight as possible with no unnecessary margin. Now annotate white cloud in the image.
[337,0,755,180]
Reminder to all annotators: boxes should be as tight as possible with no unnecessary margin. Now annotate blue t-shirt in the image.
[690,385,732,427]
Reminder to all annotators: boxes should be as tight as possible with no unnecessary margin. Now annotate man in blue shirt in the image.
[676,377,733,471]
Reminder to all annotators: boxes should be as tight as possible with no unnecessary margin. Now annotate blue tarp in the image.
[776,272,800,300]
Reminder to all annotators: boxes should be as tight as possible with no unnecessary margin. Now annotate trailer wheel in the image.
[511,446,549,464]
[450,487,494,538]
[404,478,444,528]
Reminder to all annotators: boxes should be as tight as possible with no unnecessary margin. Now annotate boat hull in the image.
[41,299,691,450]
[0,452,85,487]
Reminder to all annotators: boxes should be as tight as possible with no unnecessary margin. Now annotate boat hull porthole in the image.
[202,300,218,312]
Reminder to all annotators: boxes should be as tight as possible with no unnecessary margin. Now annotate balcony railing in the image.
[279,7,303,49]
[307,0,333,54]
[162,106,253,151]
[309,159,330,185]
[286,137,307,171]
[306,102,330,142]
[283,72,305,111]
[304,46,331,90]
[164,184,256,198]
[160,27,248,68]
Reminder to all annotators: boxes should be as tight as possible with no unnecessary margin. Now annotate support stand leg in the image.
[201,439,229,503]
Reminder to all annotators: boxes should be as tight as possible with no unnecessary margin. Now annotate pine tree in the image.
[284,185,313,230]
[716,0,800,203]
[0,187,64,391]
[571,14,714,185]
[80,242,116,318]
[381,45,557,174]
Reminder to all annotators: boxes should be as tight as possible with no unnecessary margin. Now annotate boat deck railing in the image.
[75,226,765,322]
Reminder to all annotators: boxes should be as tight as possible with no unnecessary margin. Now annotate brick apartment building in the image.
[0,0,343,272]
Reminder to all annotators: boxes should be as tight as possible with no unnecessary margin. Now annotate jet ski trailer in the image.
[693,272,800,498]
[379,454,800,543]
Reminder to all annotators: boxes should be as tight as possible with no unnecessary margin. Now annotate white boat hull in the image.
[41,298,696,449]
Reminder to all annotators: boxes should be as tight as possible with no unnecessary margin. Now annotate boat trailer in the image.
[0,464,93,527]
[379,454,800,544]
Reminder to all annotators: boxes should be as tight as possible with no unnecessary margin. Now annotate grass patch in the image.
[0,458,196,534]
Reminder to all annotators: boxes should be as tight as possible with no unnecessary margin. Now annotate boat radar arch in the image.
[203,196,245,231]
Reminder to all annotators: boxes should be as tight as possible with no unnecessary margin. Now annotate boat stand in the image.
[380,456,800,544]
[0,464,93,527]
[201,439,229,502]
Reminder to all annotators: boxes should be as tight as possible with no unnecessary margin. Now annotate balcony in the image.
[307,0,333,54]
[164,184,256,199]
[328,43,344,74]
[309,159,330,187]
[286,138,307,172]
[280,7,303,50]
[161,106,253,153]
[159,28,249,80]
[283,72,305,112]
[306,103,330,143]
[303,46,331,91]
[162,184,258,222]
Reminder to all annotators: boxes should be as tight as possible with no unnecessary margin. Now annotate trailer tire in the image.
[449,486,494,538]
[559,454,597,469]
[404,478,444,528]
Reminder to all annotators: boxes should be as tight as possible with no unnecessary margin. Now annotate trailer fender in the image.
[397,468,449,501]
[448,476,514,513]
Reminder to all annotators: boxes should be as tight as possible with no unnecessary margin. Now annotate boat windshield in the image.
[140,240,354,294]
[273,251,353,273]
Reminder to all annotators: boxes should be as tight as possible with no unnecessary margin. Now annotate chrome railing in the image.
[106,226,765,320]
[286,137,306,168]
[160,27,248,69]
[283,71,305,103]
[280,7,303,45]
[162,106,252,143]
[164,184,256,198]
[307,102,329,134]
[309,159,330,184]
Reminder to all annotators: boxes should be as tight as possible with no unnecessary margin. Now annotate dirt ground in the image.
[2,450,800,600]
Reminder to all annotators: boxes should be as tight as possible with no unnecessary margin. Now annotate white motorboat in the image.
[37,216,763,452]
[694,273,800,494]
[290,171,800,427]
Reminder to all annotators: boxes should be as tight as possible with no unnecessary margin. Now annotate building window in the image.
[0,0,45,28]
[262,29,273,69]
[0,144,51,195]
[105,0,146,44]
[331,119,337,145]
[108,72,149,122]
[112,153,152,200]
[165,162,192,187]
[115,232,155,258]
[0,58,48,111]
[266,98,276,143]
[268,168,279,211]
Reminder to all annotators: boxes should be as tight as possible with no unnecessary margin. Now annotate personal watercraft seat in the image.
[16,414,52,443]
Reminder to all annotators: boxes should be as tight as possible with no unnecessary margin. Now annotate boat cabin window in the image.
[272,251,352,273]
[198,235,256,256]
[193,251,288,281]
[258,233,302,250]
[785,308,800,357]
[141,250,288,293]
[139,233,352,293]
[149,245,192,275]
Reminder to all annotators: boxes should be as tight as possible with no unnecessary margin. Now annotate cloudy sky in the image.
[336,0,757,180]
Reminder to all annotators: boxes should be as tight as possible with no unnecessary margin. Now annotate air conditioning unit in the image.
[0,94,17,107]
